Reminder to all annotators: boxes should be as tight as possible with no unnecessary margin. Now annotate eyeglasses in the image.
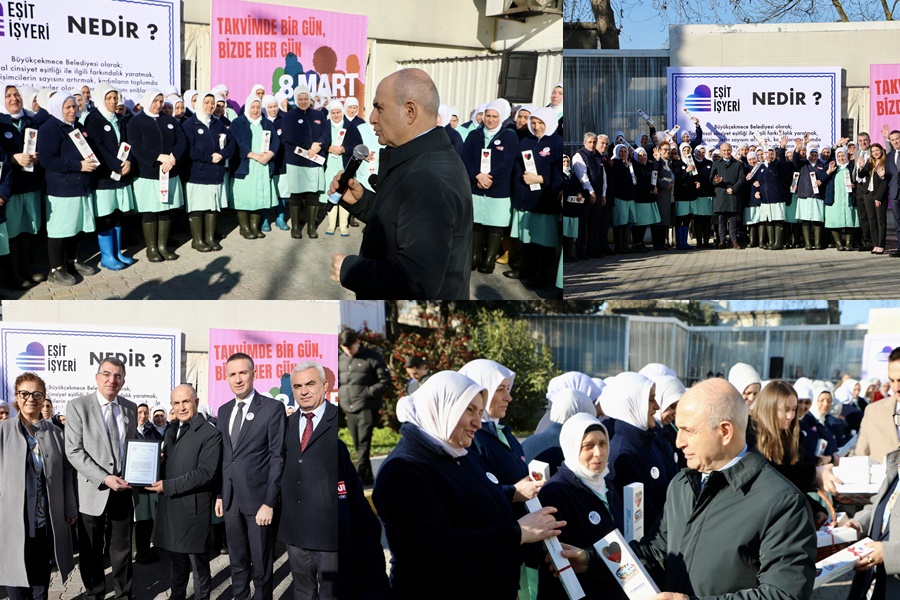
[16,390,46,401]
[98,371,124,381]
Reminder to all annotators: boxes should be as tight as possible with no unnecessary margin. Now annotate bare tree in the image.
[651,0,894,25]
[590,0,621,48]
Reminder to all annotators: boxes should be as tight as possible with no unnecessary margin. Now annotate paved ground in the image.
[565,219,900,299]
[6,212,552,301]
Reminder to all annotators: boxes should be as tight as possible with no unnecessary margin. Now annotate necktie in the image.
[300,412,315,452]
[105,402,122,474]
[230,402,245,449]
[177,422,186,440]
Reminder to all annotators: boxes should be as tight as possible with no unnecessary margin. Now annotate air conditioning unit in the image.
[485,0,562,18]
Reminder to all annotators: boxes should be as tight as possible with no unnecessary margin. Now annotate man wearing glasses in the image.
[65,357,138,600]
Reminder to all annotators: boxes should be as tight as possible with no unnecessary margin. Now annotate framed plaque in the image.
[123,439,162,486]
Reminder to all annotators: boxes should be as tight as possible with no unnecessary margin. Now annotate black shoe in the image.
[891,250,900,258]
[502,269,520,279]
[70,261,99,277]
[49,268,77,286]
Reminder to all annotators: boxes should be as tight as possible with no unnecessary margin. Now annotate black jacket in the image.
[281,106,327,168]
[83,110,134,188]
[152,414,222,554]
[278,402,338,551]
[340,126,473,299]
[338,346,390,414]
[180,114,235,185]
[127,112,187,180]
[710,157,745,214]
[0,114,42,194]
[471,422,528,506]
[461,125,518,198]
[37,116,96,197]
[521,421,564,476]
[512,132,563,214]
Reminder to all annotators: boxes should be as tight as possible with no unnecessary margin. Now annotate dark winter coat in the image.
[710,157,745,213]
[180,114,235,185]
[37,116,95,197]
[127,112,187,180]
[338,345,390,414]
[462,125,519,198]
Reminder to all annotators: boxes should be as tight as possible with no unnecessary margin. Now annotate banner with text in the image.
[861,334,900,383]
[207,329,338,413]
[0,0,181,95]
[667,67,841,148]
[0,322,182,414]
[211,0,367,108]
[869,65,900,139]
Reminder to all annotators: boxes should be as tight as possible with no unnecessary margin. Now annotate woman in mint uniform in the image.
[231,94,280,241]
[84,83,136,270]
[320,99,362,236]
[281,86,327,240]
[824,145,859,251]
[463,99,518,274]
[262,94,290,232]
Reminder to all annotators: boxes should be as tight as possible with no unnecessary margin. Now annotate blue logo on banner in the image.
[877,345,893,362]
[16,342,46,371]
[685,85,712,112]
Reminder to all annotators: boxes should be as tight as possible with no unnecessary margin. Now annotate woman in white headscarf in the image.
[37,91,100,285]
[281,85,327,240]
[0,84,45,288]
[231,93,280,241]
[513,105,532,140]
[728,362,762,409]
[548,82,563,134]
[181,90,236,252]
[522,388,595,476]
[212,84,239,121]
[319,99,362,236]
[824,145,859,251]
[600,372,676,532]
[241,84,266,115]
[261,93,290,232]
[83,83,136,271]
[535,371,602,435]
[182,89,197,118]
[127,87,187,262]
[438,103,464,157]
[457,102,486,143]
[463,99,519,275]
[536,413,625,600]
[651,375,687,469]
[791,138,832,250]
[801,386,839,465]
[373,371,563,599]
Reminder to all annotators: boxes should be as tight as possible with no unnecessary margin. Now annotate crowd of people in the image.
[567,119,900,259]
[0,353,338,600]
[0,76,564,297]
[337,346,900,600]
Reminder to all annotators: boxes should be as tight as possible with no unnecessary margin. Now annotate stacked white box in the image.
[623,482,645,542]
[815,526,858,548]
[528,460,550,483]
[813,538,875,589]
[524,498,585,600]
[593,529,660,600]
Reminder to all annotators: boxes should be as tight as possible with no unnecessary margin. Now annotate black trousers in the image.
[346,407,377,482]
[285,545,338,600]
[862,193,888,248]
[5,527,51,600]
[224,507,276,600]
[169,551,212,600]
[717,213,738,243]
[79,491,134,600]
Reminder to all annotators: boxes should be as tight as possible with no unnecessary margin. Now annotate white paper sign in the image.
[521,150,541,191]
[159,166,170,203]
[623,482,644,543]
[334,128,346,153]
[790,172,801,193]
[480,149,492,174]
[628,162,637,185]
[261,130,271,154]
[813,538,874,589]
[23,128,38,173]
[637,109,654,126]
[650,170,658,186]
[525,498,585,600]
[594,529,660,600]
[747,162,762,179]
[810,172,820,193]
[110,142,131,182]
[68,129,100,166]
[295,147,326,165]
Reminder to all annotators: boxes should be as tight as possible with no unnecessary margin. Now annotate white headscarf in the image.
[437,103,451,128]
[212,84,228,97]
[639,363,676,379]
[470,103,487,122]
[48,92,76,125]
[151,404,170,436]
[396,371,487,458]
[810,386,833,423]
[728,363,761,395]
[458,359,515,424]
[141,89,164,118]
[194,91,215,126]
[561,413,609,497]
[834,384,854,407]
[344,96,359,109]
[183,89,197,111]
[483,99,508,137]
[599,372,655,431]
[549,389,595,424]
[36,88,56,110]
[262,94,278,121]
[92,83,118,121]
[612,143,629,162]
[294,85,311,107]
[244,94,262,125]
[527,106,558,139]
[326,99,344,124]
[590,378,607,406]
[249,84,265,99]
[546,372,601,403]
[1,84,25,119]
[514,105,533,124]
[793,383,813,401]
[654,375,686,416]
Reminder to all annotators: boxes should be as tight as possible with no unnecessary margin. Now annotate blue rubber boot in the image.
[114,226,135,265]
[274,198,290,230]
[98,230,126,270]
[261,211,272,232]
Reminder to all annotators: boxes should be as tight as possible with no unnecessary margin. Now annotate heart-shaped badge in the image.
[524,152,532,160]
[531,471,543,481]
[601,542,622,563]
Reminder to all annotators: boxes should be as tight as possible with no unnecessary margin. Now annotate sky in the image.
[724,301,900,325]
[566,0,680,49]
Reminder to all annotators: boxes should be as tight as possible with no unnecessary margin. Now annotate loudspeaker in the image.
[769,357,784,379]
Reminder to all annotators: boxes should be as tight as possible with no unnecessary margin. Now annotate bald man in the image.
[559,378,816,600]
[329,68,472,299]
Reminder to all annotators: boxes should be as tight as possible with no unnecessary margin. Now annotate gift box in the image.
[524,498,585,600]
[623,482,644,543]
[837,435,857,457]
[593,529,660,600]
[816,526,858,548]
[528,460,550,483]
[813,538,874,589]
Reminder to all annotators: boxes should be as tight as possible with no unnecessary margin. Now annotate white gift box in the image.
[837,434,857,457]
[480,149,492,175]
[23,128,38,172]
[295,147,326,165]
[524,498,585,600]
[521,150,542,191]
[816,526,858,548]
[870,464,886,486]
[593,529,660,600]
[826,512,850,528]
[790,172,800,193]
[528,460,550,483]
[813,538,874,589]
[623,482,644,543]
[110,142,131,182]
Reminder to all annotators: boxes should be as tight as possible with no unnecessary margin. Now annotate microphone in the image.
[327,144,369,204]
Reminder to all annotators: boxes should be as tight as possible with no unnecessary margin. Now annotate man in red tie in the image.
[277,361,338,600]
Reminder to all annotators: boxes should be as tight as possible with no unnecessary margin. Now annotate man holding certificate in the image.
[147,384,223,600]
[64,357,138,600]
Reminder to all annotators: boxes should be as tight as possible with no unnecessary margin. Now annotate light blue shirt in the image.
[701,444,749,489]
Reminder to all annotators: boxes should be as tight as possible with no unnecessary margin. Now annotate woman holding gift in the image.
[180,90,235,252]
[791,137,834,250]
[231,94,280,240]
[262,94,290,232]
[373,371,565,599]
[824,145,859,251]
[84,83,136,271]
[127,88,187,262]
[37,92,100,286]
[536,413,626,600]
[281,86,327,240]
[319,99,362,236]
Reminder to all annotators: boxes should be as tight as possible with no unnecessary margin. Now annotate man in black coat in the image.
[710,142,745,249]
[277,361,338,599]
[329,68,473,299]
[147,385,222,600]
[214,353,286,600]
[338,329,391,486]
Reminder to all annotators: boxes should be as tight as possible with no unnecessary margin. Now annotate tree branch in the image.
[831,0,851,20]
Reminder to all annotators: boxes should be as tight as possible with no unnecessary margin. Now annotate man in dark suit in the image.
[214,353,286,600]
[278,361,338,599]
[65,357,138,600]
[710,142,745,249]
[329,68,473,299]
[885,129,900,257]
[147,384,222,600]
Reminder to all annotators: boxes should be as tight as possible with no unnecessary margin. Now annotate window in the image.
[499,52,538,103]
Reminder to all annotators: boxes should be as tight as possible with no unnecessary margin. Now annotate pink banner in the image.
[870,64,900,137]
[211,0,367,108]
[207,329,338,414]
